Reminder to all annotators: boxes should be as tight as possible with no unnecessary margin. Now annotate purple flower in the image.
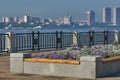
[73,45,80,50]
[69,54,79,60]
[34,55,39,58]
[34,54,48,58]
[96,52,106,58]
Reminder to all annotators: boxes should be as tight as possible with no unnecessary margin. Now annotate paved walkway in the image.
[0,56,120,80]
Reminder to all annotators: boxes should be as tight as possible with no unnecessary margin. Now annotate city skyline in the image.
[0,0,120,21]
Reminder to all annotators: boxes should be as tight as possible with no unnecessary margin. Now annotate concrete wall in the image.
[10,53,120,79]
[24,56,100,79]
[101,61,120,77]
[10,53,31,73]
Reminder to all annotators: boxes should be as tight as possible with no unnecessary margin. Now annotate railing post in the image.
[104,30,106,45]
[73,31,78,46]
[104,30,108,45]
[56,31,58,49]
[5,32,16,53]
[106,30,108,44]
[89,30,92,47]
[114,30,118,43]
[37,31,40,50]
[32,31,34,51]
[92,30,94,46]
[77,32,80,47]
[60,31,62,49]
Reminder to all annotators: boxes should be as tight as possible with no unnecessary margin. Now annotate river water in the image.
[0,26,119,33]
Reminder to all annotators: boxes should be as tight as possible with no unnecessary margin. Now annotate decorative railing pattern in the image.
[0,30,119,53]
[0,34,8,52]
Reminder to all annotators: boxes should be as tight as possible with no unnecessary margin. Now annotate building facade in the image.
[103,7,111,24]
[31,17,40,24]
[2,17,9,23]
[113,7,120,26]
[86,10,95,26]
[63,15,72,25]
[23,13,32,23]
[2,17,19,23]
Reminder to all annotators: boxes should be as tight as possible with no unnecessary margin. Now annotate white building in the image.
[2,17,9,23]
[63,15,72,25]
[2,17,19,23]
[23,13,32,23]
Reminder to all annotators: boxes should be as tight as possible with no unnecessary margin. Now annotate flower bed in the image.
[33,44,120,60]
[10,44,120,78]
[24,44,120,64]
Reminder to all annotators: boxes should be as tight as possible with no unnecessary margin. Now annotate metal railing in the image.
[0,31,118,53]
[15,33,33,51]
[78,31,115,47]
[14,31,73,52]
[0,34,8,52]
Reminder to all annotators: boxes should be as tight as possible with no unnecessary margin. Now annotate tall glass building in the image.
[103,7,111,24]
[86,10,95,26]
[114,7,120,26]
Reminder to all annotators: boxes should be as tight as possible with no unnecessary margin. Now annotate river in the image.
[0,26,119,33]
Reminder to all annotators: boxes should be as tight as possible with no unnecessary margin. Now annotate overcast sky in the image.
[0,0,120,21]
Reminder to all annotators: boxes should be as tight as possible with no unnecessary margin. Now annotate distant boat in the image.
[5,24,12,30]
[32,26,42,29]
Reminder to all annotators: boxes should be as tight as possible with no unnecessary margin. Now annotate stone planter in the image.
[10,53,120,79]
[102,56,120,63]
[24,58,80,64]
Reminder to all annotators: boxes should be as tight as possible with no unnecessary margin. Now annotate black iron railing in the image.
[0,31,118,53]
[78,31,115,47]
[14,31,73,51]
[0,34,8,52]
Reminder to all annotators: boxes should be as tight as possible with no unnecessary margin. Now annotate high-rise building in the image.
[103,7,111,24]
[23,13,32,23]
[2,17,19,23]
[113,7,120,26]
[13,17,19,23]
[86,10,95,26]
[63,14,72,25]
[2,17,9,23]
[31,17,40,24]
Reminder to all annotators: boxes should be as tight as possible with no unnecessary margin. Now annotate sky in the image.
[0,0,120,21]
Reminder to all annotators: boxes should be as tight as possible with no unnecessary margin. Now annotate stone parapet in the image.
[10,53,120,79]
